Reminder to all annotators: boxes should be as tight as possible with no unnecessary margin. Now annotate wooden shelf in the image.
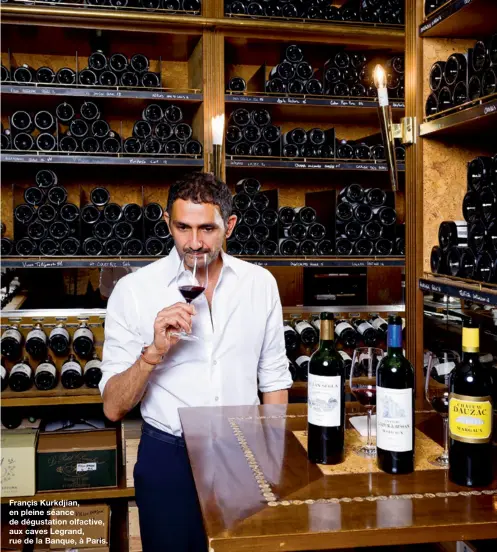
[420,0,497,38]
[1,384,102,407]
[1,84,203,102]
[0,153,204,166]
[0,256,406,269]
[419,275,497,307]
[226,158,405,172]
[0,482,134,503]
[419,96,497,143]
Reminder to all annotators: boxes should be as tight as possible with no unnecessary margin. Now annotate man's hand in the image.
[150,302,196,357]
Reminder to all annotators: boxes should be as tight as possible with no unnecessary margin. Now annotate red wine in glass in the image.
[353,387,376,407]
[179,285,205,303]
[430,395,449,415]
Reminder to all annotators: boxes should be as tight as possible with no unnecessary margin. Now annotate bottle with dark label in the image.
[61,354,84,389]
[283,321,299,354]
[9,357,33,392]
[73,322,94,359]
[1,325,23,362]
[376,315,415,474]
[335,319,357,348]
[84,352,103,388]
[449,320,493,487]
[307,312,345,465]
[49,323,70,357]
[293,318,318,347]
[25,324,48,360]
[1,362,8,391]
[351,318,378,347]
[34,357,58,391]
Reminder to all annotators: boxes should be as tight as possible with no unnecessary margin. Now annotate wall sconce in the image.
[212,114,224,181]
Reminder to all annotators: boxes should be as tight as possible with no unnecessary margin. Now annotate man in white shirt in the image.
[99,172,292,551]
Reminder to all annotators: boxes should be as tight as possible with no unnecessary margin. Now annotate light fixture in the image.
[374,63,398,192]
[211,114,224,180]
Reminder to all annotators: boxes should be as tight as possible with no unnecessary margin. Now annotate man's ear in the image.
[164,211,171,233]
[225,214,237,239]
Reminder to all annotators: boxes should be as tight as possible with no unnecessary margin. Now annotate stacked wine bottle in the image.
[430,154,497,283]
[0,275,21,309]
[1,100,202,157]
[262,45,404,100]
[0,0,201,15]
[425,35,497,118]
[284,314,404,382]
[1,321,102,393]
[227,178,333,256]
[225,0,404,25]
[1,52,161,89]
[335,183,404,256]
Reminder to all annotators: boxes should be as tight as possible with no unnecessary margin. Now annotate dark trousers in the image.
[134,422,207,552]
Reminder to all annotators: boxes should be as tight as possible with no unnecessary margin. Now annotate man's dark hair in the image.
[166,172,233,224]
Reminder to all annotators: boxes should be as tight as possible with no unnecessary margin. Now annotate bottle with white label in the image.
[84,353,102,388]
[334,319,357,349]
[292,318,318,347]
[376,315,414,474]
[73,322,94,360]
[9,357,33,392]
[351,318,378,347]
[34,357,58,391]
[370,315,388,336]
[338,350,352,377]
[449,320,493,487]
[25,323,48,361]
[1,325,23,361]
[49,323,70,357]
[307,312,345,465]
[61,354,84,389]
[295,355,310,382]
[1,362,8,391]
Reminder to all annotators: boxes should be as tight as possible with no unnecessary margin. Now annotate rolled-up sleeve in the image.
[98,276,143,396]
[257,274,293,394]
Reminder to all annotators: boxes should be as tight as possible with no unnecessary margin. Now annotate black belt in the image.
[142,421,185,448]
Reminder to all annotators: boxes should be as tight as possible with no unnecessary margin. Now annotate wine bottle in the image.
[339,183,364,204]
[34,357,58,391]
[444,53,467,86]
[294,206,317,225]
[84,352,102,388]
[235,178,261,196]
[130,53,149,73]
[88,51,107,71]
[1,362,8,391]
[109,53,128,73]
[376,315,415,474]
[449,320,493,487]
[13,64,35,84]
[1,325,23,361]
[475,252,494,283]
[430,245,447,275]
[25,324,48,360]
[468,220,487,253]
[279,238,298,256]
[9,357,33,392]
[292,318,318,347]
[307,312,345,465]
[352,318,378,347]
[49,323,70,356]
[447,246,476,279]
[228,77,247,94]
[233,192,252,212]
[335,238,354,255]
[73,322,94,359]
[294,355,309,382]
[227,240,243,256]
[61,354,84,389]
[278,207,296,226]
[335,319,357,348]
[370,314,388,336]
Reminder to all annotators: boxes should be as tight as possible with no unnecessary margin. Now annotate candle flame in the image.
[373,64,387,90]
[212,114,225,146]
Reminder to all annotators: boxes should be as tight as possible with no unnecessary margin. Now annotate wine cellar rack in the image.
[2,0,497,549]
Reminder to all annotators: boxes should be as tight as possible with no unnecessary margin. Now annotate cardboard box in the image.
[36,430,117,492]
[128,502,142,552]
[1,430,38,497]
[49,504,110,550]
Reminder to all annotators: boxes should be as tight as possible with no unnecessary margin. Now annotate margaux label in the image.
[449,393,492,443]
[376,386,413,452]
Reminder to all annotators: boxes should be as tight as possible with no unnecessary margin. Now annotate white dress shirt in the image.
[99,247,292,436]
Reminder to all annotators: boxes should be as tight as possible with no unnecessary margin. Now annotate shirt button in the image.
[215,396,219,402]
[213,360,217,365]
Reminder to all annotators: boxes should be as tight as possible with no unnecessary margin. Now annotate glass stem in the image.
[367,408,373,448]
[442,416,449,458]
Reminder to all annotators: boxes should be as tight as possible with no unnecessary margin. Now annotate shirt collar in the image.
[164,247,240,287]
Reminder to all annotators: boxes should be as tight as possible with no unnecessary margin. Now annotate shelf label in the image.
[88,260,132,268]
[21,260,64,268]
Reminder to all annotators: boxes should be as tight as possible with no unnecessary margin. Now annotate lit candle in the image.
[374,64,389,107]
[212,114,225,146]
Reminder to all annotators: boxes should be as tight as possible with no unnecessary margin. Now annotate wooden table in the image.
[179,403,497,552]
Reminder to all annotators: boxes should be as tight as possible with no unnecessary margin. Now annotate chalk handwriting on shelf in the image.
[88,261,132,268]
[484,104,496,115]
[21,260,64,268]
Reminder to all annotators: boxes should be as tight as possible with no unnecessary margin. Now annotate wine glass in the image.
[350,347,385,458]
[425,350,459,467]
[170,252,208,341]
